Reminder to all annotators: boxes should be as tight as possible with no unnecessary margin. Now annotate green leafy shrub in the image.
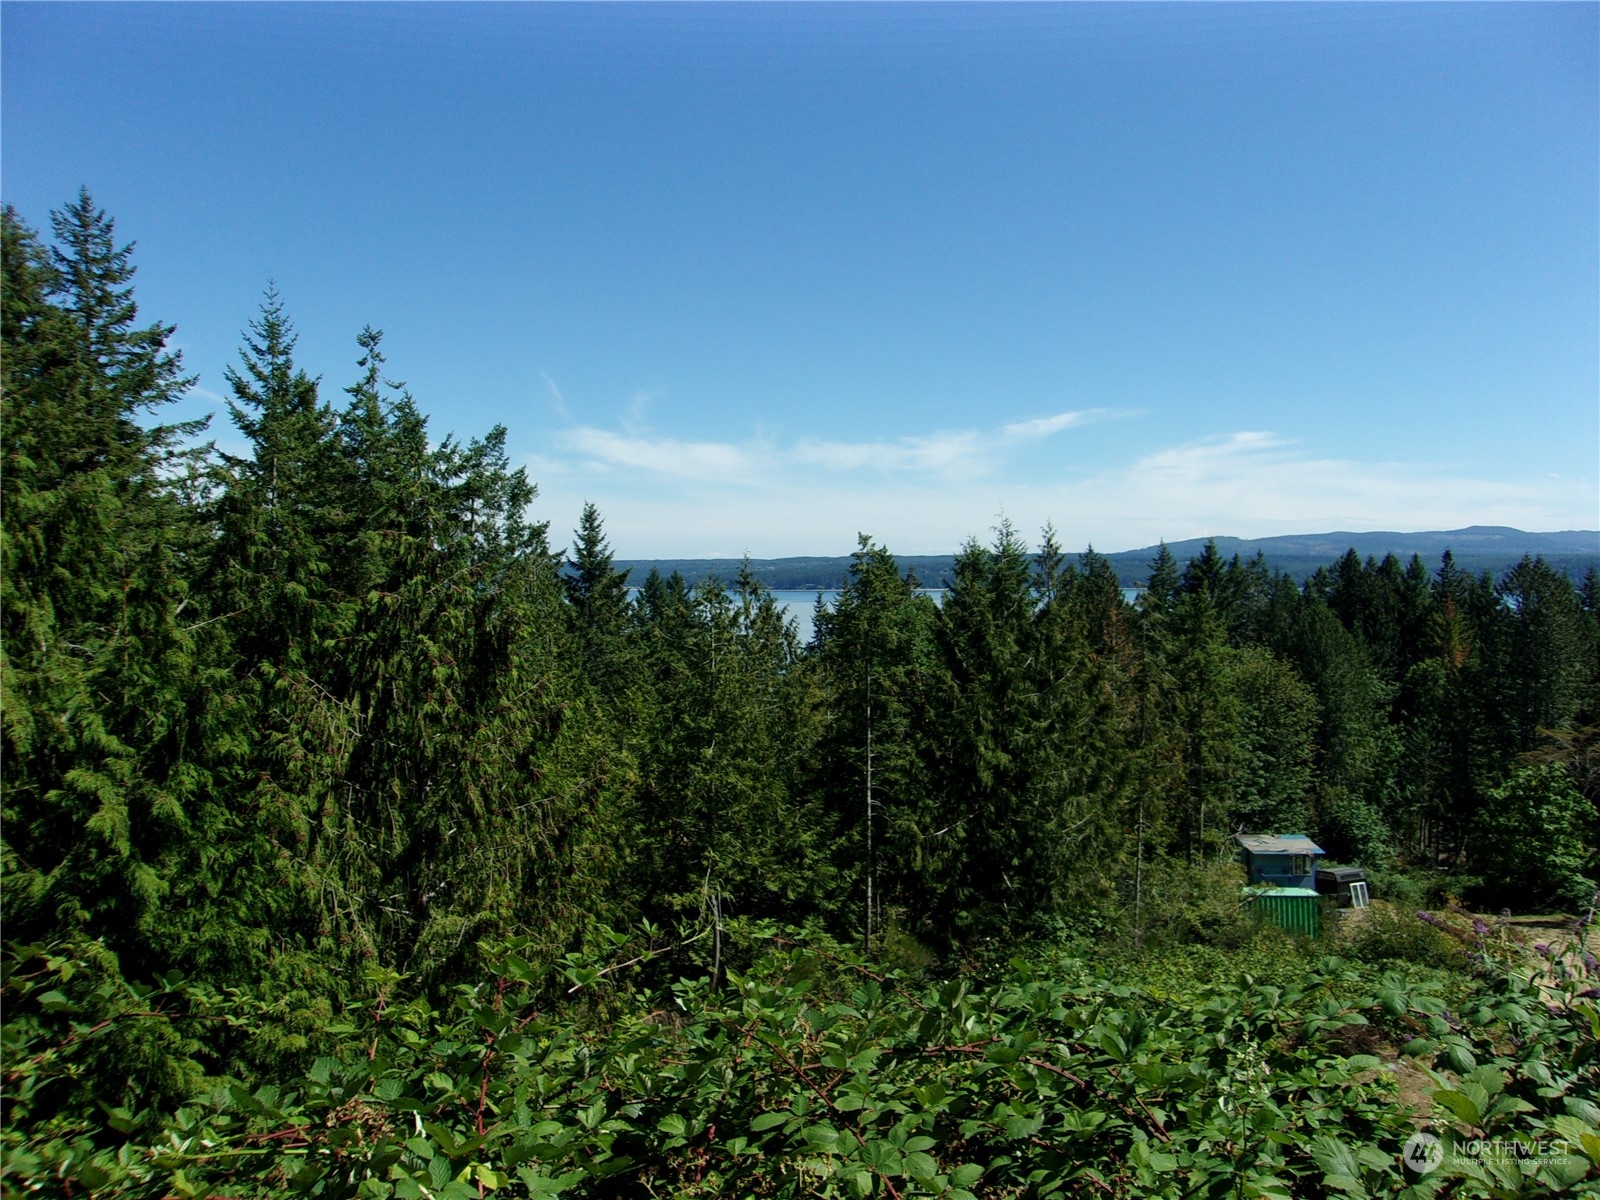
[1,938,217,1139]
[1363,866,1486,911]
[1319,793,1395,869]
[1123,856,1255,952]
[1361,863,1425,908]
[9,927,1592,1199]
[872,915,939,978]
[1347,903,1468,970]
[1471,764,1597,912]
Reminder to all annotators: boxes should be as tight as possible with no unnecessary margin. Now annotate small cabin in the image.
[1235,833,1324,890]
[1237,834,1327,936]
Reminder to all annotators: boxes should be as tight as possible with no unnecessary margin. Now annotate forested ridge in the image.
[614,529,1600,594]
[4,195,1598,1198]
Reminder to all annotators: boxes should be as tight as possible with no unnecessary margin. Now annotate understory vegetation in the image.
[4,193,1598,1196]
[6,923,1599,1198]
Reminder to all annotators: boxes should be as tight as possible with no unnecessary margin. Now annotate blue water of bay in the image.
[771,588,1142,643]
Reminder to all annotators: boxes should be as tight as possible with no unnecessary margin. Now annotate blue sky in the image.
[4,2,1595,557]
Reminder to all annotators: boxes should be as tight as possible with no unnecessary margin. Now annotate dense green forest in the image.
[615,529,1600,594]
[4,195,1598,1197]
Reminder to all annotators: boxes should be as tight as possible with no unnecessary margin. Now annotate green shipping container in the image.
[1245,887,1320,937]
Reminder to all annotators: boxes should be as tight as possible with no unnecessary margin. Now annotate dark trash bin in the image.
[1315,866,1370,909]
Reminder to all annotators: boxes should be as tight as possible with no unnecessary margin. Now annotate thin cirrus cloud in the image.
[558,427,760,481]
[550,407,1123,483]
[1097,432,1582,543]
[790,430,984,475]
[529,421,1590,558]
[999,409,1120,440]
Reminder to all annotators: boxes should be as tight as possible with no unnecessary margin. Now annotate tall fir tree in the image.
[915,524,1127,947]
[811,536,937,949]
[630,564,830,962]
[1168,563,1240,861]
[2,195,210,981]
[565,502,634,700]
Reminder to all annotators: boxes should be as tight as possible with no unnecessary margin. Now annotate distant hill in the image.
[1097,526,1600,589]
[615,527,1598,590]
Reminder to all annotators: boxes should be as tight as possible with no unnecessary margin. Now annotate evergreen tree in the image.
[1073,544,1128,657]
[315,332,612,982]
[1385,552,1502,862]
[565,502,634,698]
[1181,540,1229,608]
[195,316,622,994]
[49,189,196,417]
[1125,544,1188,933]
[1494,555,1592,751]
[2,196,209,979]
[1224,646,1318,835]
[1167,567,1239,860]
[1141,541,1179,619]
[631,566,830,955]
[1289,596,1398,865]
[212,287,342,670]
[1471,764,1596,911]
[916,524,1126,946]
[1221,552,1278,647]
[811,536,937,949]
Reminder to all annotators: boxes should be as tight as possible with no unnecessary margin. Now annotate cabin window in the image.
[1290,855,1310,876]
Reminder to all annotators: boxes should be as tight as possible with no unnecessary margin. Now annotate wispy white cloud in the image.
[999,408,1123,440]
[529,420,1593,559]
[547,406,1119,487]
[790,408,1124,476]
[557,427,760,480]
[1069,431,1581,547]
[622,389,658,433]
[185,384,229,407]
[1136,430,1292,474]
[539,371,570,420]
[791,430,984,474]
